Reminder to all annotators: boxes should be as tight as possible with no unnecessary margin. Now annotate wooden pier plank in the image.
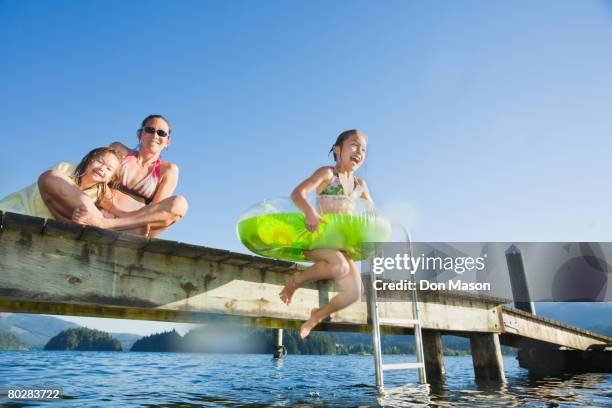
[170,242,212,259]
[143,238,180,255]
[81,226,119,245]
[43,219,84,240]
[500,307,610,351]
[2,212,46,233]
[114,232,150,250]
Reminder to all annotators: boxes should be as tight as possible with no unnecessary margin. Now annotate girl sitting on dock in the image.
[279,129,373,339]
[38,114,188,237]
[0,147,122,220]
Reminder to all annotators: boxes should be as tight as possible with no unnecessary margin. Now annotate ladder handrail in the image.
[369,266,384,390]
[394,223,427,385]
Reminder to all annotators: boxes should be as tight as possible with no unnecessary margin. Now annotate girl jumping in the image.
[279,129,373,339]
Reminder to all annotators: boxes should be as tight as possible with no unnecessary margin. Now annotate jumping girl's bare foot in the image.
[72,206,106,228]
[279,273,300,305]
[299,308,323,339]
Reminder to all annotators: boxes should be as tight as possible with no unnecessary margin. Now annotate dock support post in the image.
[470,333,505,382]
[272,329,285,359]
[422,330,445,383]
[505,244,536,314]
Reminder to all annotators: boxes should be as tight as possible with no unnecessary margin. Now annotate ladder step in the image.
[378,318,420,327]
[382,362,424,371]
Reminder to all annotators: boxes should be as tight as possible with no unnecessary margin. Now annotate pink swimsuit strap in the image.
[119,150,162,201]
[123,150,162,180]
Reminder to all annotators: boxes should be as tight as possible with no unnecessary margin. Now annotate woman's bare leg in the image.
[279,249,350,305]
[38,170,104,222]
[145,196,189,237]
[99,209,149,236]
[72,195,188,234]
[299,256,362,339]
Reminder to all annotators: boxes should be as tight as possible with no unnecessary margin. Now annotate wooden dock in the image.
[0,211,610,382]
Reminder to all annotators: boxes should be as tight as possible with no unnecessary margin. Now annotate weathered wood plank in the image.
[168,242,208,259]
[267,262,300,272]
[221,253,261,267]
[372,289,503,333]
[114,232,149,250]
[144,238,179,255]
[193,247,232,262]
[2,212,46,233]
[500,307,610,350]
[244,258,291,271]
[43,219,84,240]
[0,296,402,334]
[81,226,119,245]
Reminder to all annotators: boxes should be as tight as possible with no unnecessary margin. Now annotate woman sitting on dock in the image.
[38,114,188,237]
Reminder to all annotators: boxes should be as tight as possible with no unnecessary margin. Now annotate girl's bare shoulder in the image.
[311,166,335,193]
[313,166,335,179]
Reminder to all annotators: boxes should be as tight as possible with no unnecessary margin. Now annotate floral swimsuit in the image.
[319,168,363,199]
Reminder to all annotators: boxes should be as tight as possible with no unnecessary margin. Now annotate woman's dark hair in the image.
[329,129,366,161]
[72,147,122,205]
[140,114,172,135]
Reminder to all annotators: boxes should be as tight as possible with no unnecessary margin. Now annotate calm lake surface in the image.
[0,351,609,407]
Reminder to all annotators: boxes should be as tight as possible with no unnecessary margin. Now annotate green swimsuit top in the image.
[319,169,363,199]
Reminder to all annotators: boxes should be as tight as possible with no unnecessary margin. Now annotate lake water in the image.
[0,351,609,407]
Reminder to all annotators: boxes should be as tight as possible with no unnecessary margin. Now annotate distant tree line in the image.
[38,326,528,355]
[0,332,28,350]
[131,330,183,352]
[127,327,490,355]
[130,328,341,354]
[44,328,122,351]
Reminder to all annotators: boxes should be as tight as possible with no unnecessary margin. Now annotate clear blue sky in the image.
[1,0,611,335]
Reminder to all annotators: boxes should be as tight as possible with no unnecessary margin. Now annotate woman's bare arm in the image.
[151,162,179,203]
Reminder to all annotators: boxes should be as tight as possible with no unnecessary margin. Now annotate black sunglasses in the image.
[142,126,169,138]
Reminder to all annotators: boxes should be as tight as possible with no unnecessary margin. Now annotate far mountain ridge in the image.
[0,314,141,350]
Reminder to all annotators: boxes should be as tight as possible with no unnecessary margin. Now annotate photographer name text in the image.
[373,279,491,291]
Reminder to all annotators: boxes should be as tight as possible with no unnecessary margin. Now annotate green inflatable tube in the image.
[237,197,391,262]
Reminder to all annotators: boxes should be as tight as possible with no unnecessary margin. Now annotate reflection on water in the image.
[379,384,432,407]
[509,372,612,407]
[0,352,609,407]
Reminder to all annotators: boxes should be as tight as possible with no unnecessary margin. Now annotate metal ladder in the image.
[368,227,427,392]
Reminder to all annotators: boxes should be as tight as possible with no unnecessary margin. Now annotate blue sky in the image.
[1,0,611,335]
